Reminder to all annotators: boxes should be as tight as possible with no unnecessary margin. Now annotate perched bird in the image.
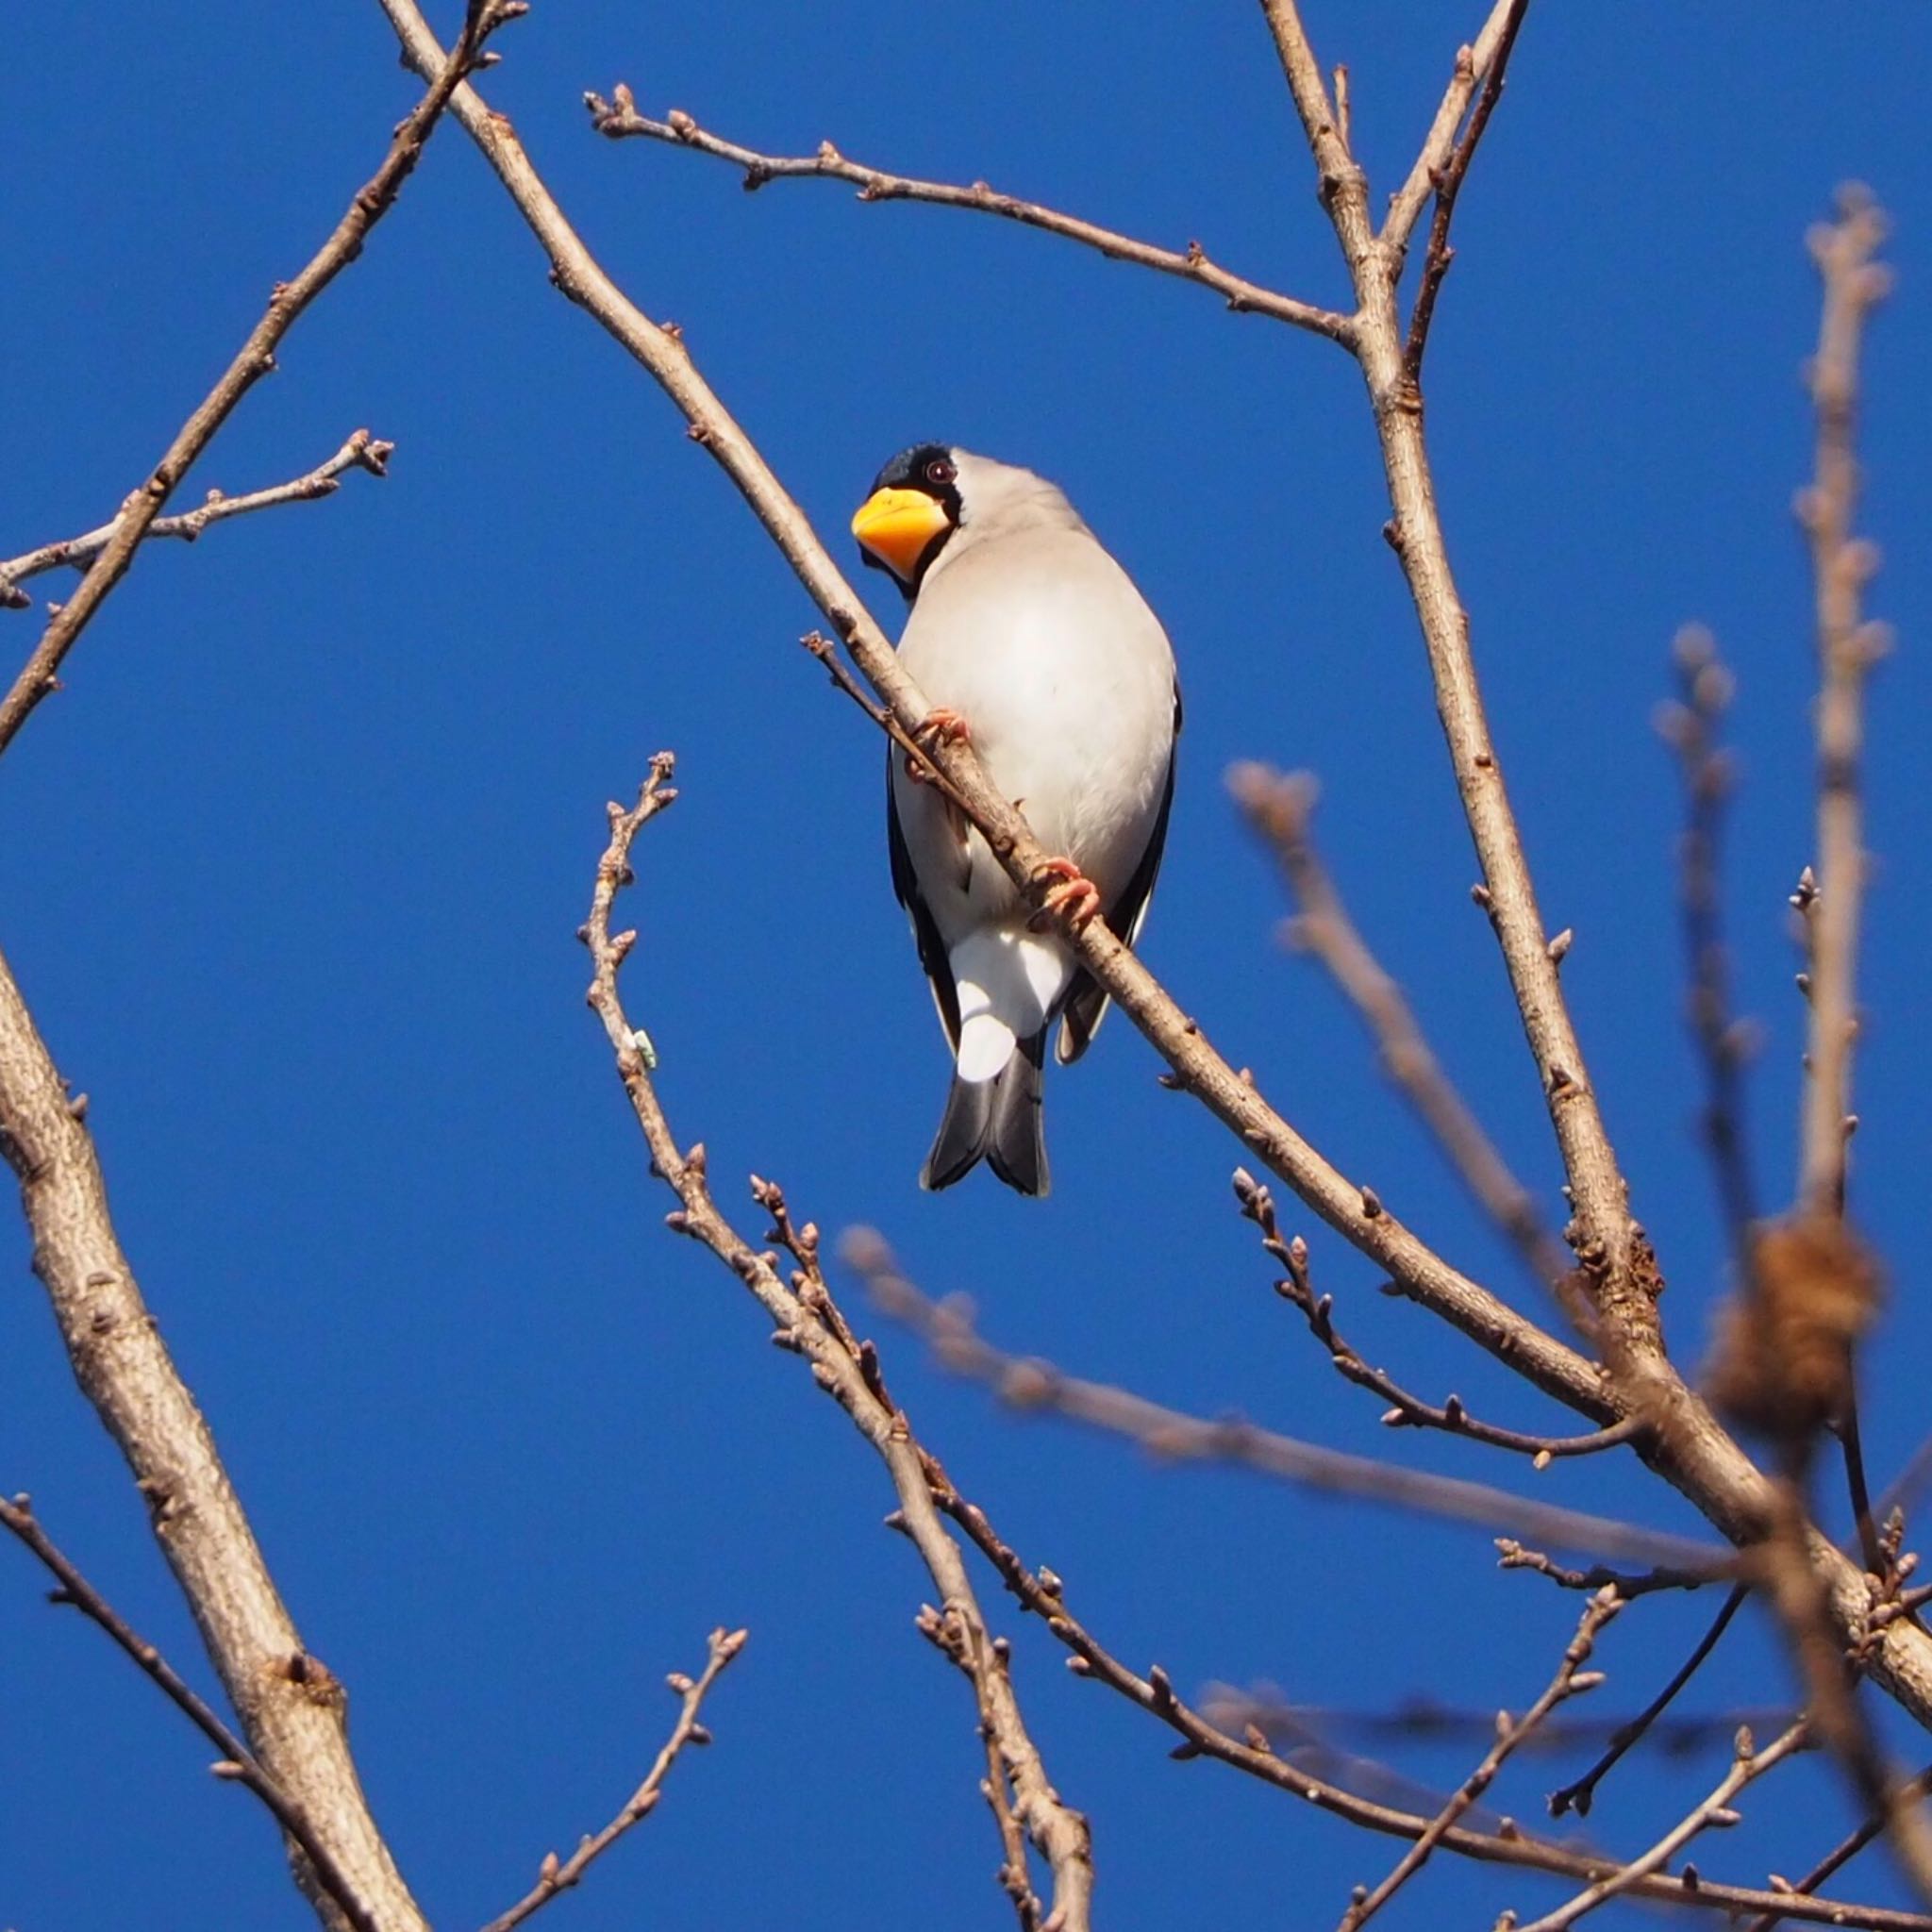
[851,444,1181,1196]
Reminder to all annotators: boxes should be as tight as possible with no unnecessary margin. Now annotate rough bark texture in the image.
[0,945,426,1932]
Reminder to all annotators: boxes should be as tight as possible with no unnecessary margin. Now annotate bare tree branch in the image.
[1785,195,1898,1566]
[1248,0,1932,1801]
[1380,0,1528,253]
[477,1625,747,1932]
[8,10,1923,1928]
[1757,1482,1932,1907]
[1229,761,1573,1298]
[1401,0,1531,382]
[1657,629,1759,1274]
[936,1476,1922,1930]
[582,87,1356,346]
[0,935,424,1931]
[0,1,512,765]
[1493,1541,1718,1601]
[374,0,1932,1743]
[1513,1719,1813,1932]
[1745,1760,1932,1932]
[0,1493,380,1932]
[842,1226,1722,1572]
[1794,186,1891,1218]
[579,763,1094,1932]
[915,1600,1054,1932]
[1549,1585,1749,1818]
[1237,1171,1630,1461]
[1262,0,1655,1357]
[385,0,1611,1434]
[1337,1589,1619,1931]
[1660,628,1893,1581]
[0,431,392,610]
[1215,1687,1792,1761]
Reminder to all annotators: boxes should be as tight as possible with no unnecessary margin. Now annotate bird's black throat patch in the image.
[861,441,963,599]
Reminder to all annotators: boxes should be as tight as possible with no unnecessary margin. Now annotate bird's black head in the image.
[851,442,962,598]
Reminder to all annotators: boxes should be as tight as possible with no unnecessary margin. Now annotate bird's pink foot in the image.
[905,708,972,785]
[1030,857,1103,931]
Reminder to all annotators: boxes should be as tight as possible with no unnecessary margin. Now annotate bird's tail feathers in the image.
[921,1027,1049,1197]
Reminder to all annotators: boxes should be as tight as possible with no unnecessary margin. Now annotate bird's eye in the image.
[924,458,956,487]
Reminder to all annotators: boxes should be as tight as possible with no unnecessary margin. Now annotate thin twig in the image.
[1841,1402,1890,1585]
[1401,0,1531,382]
[1874,1434,1932,1534]
[0,431,392,608]
[1745,1760,1932,1932]
[936,1478,1923,1930]
[1337,1590,1621,1931]
[915,1603,1049,1932]
[476,1626,746,1932]
[1548,1585,1749,1818]
[1795,186,1891,1218]
[0,0,512,765]
[578,765,1094,1932]
[1228,762,1573,1300]
[1658,628,1760,1274]
[1769,195,1893,1615]
[1213,1689,1792,1762]
[1380,0,1528,254]
[1237,1144,1613,1466]
[1511,1719,1813,1932]
[842,1226,1724,1573]
[1493,1541,1718,1601]
[0,1493,379,1932]
[583,87,1355,347]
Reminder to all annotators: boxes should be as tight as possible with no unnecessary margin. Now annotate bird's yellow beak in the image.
[851,487,951,580]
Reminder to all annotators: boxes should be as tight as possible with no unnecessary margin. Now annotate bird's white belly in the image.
[891,538,1174,949]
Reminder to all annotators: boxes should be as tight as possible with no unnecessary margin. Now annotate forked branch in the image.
[583,86,1355,345]
[0,431,392,610]
[1336,1588,1620,1932]
[579,763,1093,1932]
[0,0,514,764]
[934,1475,1919,1930]
[1401,0,1532,379]
[375,0,1932,1740]
[1512,1719,1813,1932]
[1258,0,1655,1373]
[0,1494,379,1932]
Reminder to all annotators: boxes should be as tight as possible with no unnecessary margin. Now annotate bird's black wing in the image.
[1056,683,1181,1066]
[888,757,963,1051]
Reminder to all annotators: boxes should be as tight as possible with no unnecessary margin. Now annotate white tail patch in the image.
[956,1009,1017,1082]
[949,926,1075,1083]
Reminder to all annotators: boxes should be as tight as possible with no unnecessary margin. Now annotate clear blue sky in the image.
[5,5,1931,1927]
